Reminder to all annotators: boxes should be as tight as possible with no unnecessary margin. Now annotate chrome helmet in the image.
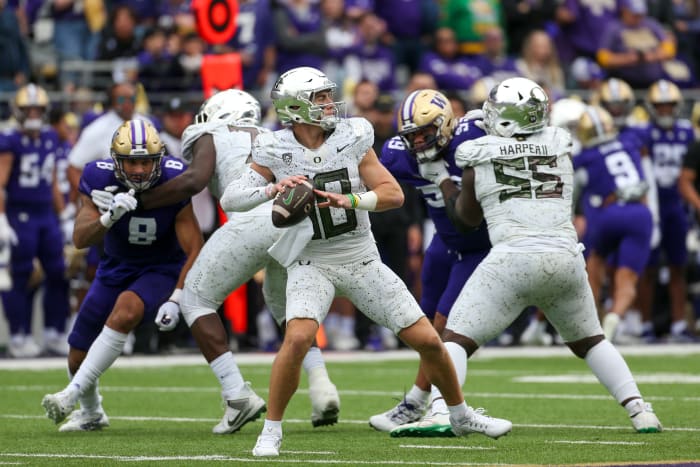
[194,89,261,126]
[13,83,50,132]
[590,78,635,128]
[482,77,549,138]
[576,105,618,148]
[110,119,165,191]
[397,89,456,162]
[270,67,344,130]
[646,79,683,129]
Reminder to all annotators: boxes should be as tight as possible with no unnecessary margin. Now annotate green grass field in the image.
[1,345,699,466]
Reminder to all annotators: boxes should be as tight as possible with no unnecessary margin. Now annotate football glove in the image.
[90,189,115,213]
[0,213,18,249]
[99,189,138,228]
[418,159,451,187]
[60,203,77,244]
[155,289,182,332]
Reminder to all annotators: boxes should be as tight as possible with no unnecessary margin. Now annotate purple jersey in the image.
[0,127,59,209]
[635,119,695,206]
[558,0,618,63]
[275,1,324,73]
[418,52,483,92]
[228,0,275,87]
[78,156,189,286]
[380,116,491,253]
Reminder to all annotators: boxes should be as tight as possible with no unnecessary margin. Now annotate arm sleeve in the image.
[220,167,272,212]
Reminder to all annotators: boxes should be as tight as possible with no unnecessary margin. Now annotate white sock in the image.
[447,402,469,421]
[210,352,244,400]
[429,342,468,411]
[405,385,430,407]
[70,326,126,396]
[262,418,283,435]
[68,368,100,412]
[302,346,325,373]
[584,340,641,404]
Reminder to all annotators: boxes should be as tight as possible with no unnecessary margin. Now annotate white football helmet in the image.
[194,89,261,126]
[482,77,549,138]
[270,67,345,130]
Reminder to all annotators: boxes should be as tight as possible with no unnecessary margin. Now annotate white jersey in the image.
[253,117,375,263]
[455,126,580,254]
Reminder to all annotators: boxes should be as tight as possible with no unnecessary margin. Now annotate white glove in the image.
[99,189,138,228]
[60,203,77,244]
[0,213,18,249]
[155,300,180,331]
[155,288,182,331]
[91,189,115,214]
[418,159,451,187]
[650,223,661,249]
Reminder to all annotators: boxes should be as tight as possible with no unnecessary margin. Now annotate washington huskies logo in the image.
[282,153,293,165]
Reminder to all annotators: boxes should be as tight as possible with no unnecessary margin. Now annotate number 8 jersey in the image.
[455,126,579,253]
[78,156,189,285]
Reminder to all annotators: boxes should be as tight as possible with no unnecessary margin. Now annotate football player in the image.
[422,77,661,435]
[92,89,341,433]
[368,89,493,434]
[221,66,512,457]
[0,84,71,358]
[573,105,653,343]
[634,79,697,342]
[41,120,204,432]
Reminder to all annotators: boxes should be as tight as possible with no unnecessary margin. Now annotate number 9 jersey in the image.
[78,156,189,285]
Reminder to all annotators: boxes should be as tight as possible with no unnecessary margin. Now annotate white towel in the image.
[267,217,314,267]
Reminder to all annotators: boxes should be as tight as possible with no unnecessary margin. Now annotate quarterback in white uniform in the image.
[428,77,662,435]
[221,66,512,457]
[90,90,340,433]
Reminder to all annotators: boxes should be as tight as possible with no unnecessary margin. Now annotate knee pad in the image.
[180,287,219,327]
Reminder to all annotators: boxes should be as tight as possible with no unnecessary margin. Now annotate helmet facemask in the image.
[110,120,165,192]
[398,89,455,162]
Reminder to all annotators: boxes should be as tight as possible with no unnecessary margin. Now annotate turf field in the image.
[1,345,699,466]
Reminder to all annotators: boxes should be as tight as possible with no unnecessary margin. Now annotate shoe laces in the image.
[465,407,494,428]
[388,399,422,423]
[257,430,281,448]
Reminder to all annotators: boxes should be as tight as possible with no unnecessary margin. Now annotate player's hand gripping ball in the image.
[271,180,315,227]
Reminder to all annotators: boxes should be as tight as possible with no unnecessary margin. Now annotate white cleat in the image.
[520,320,553,346]
[58,408,110,432]
[309,379,340,427]
[41,388,79,424]
[628,400,662,433]
[602,313,621,342]
[8,337,42,358]
[44,334,69,356]
[370,398,426,432]
[212,382,266,434]
[450,407,512,439]
[252,427,282,457]
[389,409,453,437]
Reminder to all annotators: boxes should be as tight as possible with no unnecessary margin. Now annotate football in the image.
[271,180,315,228]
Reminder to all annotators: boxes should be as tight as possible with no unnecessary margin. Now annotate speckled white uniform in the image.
[451,127,603,343]
[253,118,425,332]
[179,122,287,325]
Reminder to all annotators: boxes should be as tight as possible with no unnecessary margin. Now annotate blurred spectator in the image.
[516,29,565,96]
[111,0,160,31]
[596,0,676,88]
[0,0,29,92]
[439,0,503,56]
[96,5,140,61]
[418,27,482,93]
[670,0,700,84]
[345,12,397,92]
[321,0,361,86]
[220,0,275,91]
[445,91,467,119]
[502,0,557,56]
[647,0,676,26]
[466,77,498,110]
[273,0,327,73]
[569,56,605,90]
[375,0,438,73]
[51,0,103,91]
[157,0,196,35]
[555,0,618,65]
[349,78,379,118]
[137,26,180,92]
[403,71,437,95]
[469,26,520,83]
[176,32,206,92]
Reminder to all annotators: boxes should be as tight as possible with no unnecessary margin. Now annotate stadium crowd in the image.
[2,0,700,359]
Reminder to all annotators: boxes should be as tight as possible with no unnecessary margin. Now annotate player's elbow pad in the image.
[220,168,272,212]
[445,193,479,234]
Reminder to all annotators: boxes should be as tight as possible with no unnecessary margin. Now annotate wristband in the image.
[168,288,182,304]
[346,193,359,208]
[353,191,378,211]
[265,183,277,199]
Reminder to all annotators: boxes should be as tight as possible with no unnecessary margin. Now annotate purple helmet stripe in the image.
[401,91,420,126]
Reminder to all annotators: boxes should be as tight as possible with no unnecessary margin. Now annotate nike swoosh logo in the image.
[283,188,295,205]
[337,144,350,153]
[361,259,375,266]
